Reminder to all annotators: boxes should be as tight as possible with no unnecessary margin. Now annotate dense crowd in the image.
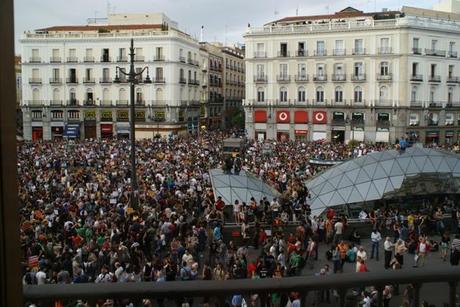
[18,132,460,307]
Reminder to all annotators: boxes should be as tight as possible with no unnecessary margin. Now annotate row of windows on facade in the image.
[409,112,459,126]
[29,47,205,63]
[225,58,244,70]
[255,38,457,56]
[256,86,391,103]
[254,62,451,78]
[28,67,206,81]
[28,87,205,103]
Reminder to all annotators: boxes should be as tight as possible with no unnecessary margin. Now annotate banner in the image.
[117,110,129,122]
[276,110,290,123]
[100,110,113,121]
[312,111,327,124]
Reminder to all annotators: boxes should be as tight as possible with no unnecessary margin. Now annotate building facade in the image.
[199,42,224,129]
[20,13,206,141]
[244,6,460,144]
[222,46,245,128]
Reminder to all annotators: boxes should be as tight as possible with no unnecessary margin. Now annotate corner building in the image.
[244,6,460,144]
[20,13,206,141]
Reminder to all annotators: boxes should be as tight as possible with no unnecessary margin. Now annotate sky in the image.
[14,0,439,53]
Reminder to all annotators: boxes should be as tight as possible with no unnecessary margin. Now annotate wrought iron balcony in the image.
[253,51,267,58]
[66,78,78,84]
[351,74,366,82]
[29,57,41,63]
[134,55,144,62]
[28,78,42,84]
[254,75,267,83]
[83,100,96,106]
[83,77,95,84]
[179,77,187,84]
[116,100,129,106]
[83,56,94,62]
[99,77,112,84]
[49,78,62,84]
[276,75,291,82]
[377,47,392,54]
[26,100,45,107]
[447,76,459,83]
[277,51,290,57]
[313,74,327,82]
[352,48,366,55]
[154,78,166,84]
[428,75,441,83]
[49,100,63,107]
[179,56,186,63]
[412,47,422,55]
[449,51,458,58]
[154,55,165,61]
[117,56,128,62]
[332,49,346,56]
[376,73,392,81]
[313,49,327,56]
[294,75,308,82]
[66,99,79,106]
[295,50,307,57]
[50,57,61,63]
[100,56,111,63]
[332,74,346,82]
[410,74,423,82]
[66,56,78,63]
[425,49,446,57]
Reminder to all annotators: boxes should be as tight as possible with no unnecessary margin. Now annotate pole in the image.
[129,38,138,210]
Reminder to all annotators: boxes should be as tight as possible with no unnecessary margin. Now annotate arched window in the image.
[102,88,110,105]
[430,86,436,104]
[52,88,60,102]
[119,88,127,102]
[69,88,76,105]
[86,88,94,104]
[354,86,363,103]
[279,87,287,102]
[32,88,40,102]
[298,86,305,102]
[335,86,343,102]
[157,88,165,105]
[316,86,324,102]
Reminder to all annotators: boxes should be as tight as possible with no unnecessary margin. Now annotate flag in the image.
[28,255,39,268]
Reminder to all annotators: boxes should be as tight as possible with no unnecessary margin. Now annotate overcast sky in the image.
[14,0,439,53]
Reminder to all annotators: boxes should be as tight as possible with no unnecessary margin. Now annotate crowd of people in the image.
[18,132,460,307]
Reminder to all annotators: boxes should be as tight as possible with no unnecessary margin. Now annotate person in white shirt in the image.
[383,237,394,269]
[357,246,368,261]
[370,229,382,261]
[334,220,344,244]
[35,268,47,285]
[414,237,429,268]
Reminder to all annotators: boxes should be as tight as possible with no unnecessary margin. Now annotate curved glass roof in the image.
[305,147,460,216]
[209,169,280,206]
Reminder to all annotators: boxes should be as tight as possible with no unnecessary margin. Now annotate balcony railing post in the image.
[376,285,383,307]
[338,288,346,307]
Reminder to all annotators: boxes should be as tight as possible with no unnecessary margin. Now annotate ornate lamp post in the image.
[114,38,152,210]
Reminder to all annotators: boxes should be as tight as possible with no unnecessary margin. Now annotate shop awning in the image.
[427,131,439,138]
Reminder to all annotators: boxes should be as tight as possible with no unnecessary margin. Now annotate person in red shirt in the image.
[215,196,225,211]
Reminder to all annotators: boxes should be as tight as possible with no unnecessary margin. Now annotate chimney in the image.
[200,25,204,43]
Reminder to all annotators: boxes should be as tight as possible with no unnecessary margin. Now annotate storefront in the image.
[294,129,308,141]
[63,123,81,139]
[100,124,113,138]
[312,110,327,141]
[50,124,64,140]
[426,131,440,144]
[31,126,43,141]
[84,110,97,139]
[116,110,130,138]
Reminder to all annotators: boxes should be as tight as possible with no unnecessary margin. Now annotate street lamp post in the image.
[114,38,152,210]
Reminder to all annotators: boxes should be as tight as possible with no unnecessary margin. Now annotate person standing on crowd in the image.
[394,239,407,267]
[414,237,429,268]
[384,237,394,269]
[440,232,450,262]
[333,219,344,244]
[370,229,382,261]
[450,234,460,266]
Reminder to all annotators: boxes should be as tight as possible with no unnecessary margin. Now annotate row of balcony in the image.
[253,48,459,59]
[254,48,396,58]
[28,55,168,64]
[246,99,460,108]
[225,80,245,86]
[253,73,388,83]
[29,77,167,85]
[178,78,201,86]
[410,74,460,83]
[24,99,201,108]
[225,63,245,73]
